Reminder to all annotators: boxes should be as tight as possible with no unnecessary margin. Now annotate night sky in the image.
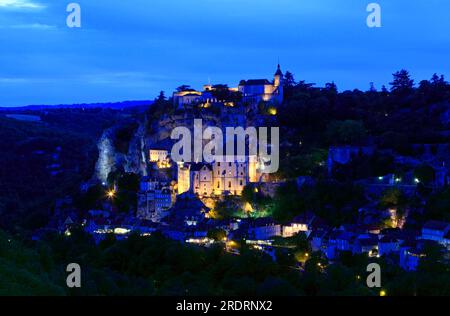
[0,0,449,107]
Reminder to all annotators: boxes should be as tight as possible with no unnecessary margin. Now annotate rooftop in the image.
[239,79,271,86]
[423,220,450,231]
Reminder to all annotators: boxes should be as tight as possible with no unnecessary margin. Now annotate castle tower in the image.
[274,64,283,87]
[177,162,191,195]
[273,64,284,103]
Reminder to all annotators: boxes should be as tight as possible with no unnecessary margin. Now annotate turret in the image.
[274,64,283,87]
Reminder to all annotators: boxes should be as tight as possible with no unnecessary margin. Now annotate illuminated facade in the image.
[238,64,284,105]
[177,162,191,195]
[173,64,284,109]
[149,149,168,162]
[177,156,262,198]
[149,149,171,169]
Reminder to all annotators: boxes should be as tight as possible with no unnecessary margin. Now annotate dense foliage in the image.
[1,230,448,296]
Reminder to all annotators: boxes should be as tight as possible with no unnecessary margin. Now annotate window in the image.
[228,181,232,188]
[217,162,220,166]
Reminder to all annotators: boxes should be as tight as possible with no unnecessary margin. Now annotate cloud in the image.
[83,72,169,87]
[0,23,55,29]
[0,77,29,83]
[13,23,54,29]
[0,0,45,10]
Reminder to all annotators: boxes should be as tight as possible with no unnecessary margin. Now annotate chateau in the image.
[173,64,284,109]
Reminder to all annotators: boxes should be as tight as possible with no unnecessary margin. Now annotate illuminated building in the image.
[137,184,176,222]
[238,64,284,105]
[149,149,168,163]
[172,64,284,109]
[177,162,191,195]
[149,149,171,169]
[176,156,262,198]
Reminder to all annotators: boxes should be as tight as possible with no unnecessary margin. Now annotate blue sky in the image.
[0,0,449,107]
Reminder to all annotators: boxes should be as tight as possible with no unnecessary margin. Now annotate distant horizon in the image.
[1,0,449,107]
[1,69,445,109]
[0,99,154,109]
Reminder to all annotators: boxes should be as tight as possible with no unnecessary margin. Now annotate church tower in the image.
[273,64,284,103]
[274,64,283,87]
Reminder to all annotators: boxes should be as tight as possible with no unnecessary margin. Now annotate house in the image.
[309,229,329,252]
[353,236,379,257]
[324,230,356,260]
[149,149,171,169]
[149,149,169,163]
[400,247,426,271]
[238,64,284,105]
[282,213,316,238]
[133,220,158,236]
[173,90,204,109]
[421,220,450,244]
[247,218,282,240]
[137,185,175,222]
[161,226,186,242]
[165,193,209,227]
[378,236,400,256]
[399,241,427,271]
[139,177,160,192]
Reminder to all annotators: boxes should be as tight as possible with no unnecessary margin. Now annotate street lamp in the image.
[107,189,116,199]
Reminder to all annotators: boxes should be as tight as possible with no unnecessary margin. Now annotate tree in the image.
[207,228,227,241]
[430,73,446,87]
[380,188,407,209]
[241,185,255,204]
[284,71,296,88]
[326,120,367,145]
[418,74,448,103]
[210,84,242,103]
[390,70,414,95]
[426,188,450,222]
[156,91,166,102]
[283,71,296,99]
[176,85,192,92]
[325,82,338,93]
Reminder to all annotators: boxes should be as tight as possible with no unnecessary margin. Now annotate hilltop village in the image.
[44,66,450,273]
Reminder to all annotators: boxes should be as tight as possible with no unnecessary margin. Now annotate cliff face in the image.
[94,120,147,183]
[93,108,263,183]
[95,127,115,184]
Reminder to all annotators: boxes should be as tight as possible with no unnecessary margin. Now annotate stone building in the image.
[137,179,176,222]
[172,64,284,109]
[177,156,261,198]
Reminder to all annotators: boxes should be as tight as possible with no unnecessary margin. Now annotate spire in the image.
[274,63,283,76]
